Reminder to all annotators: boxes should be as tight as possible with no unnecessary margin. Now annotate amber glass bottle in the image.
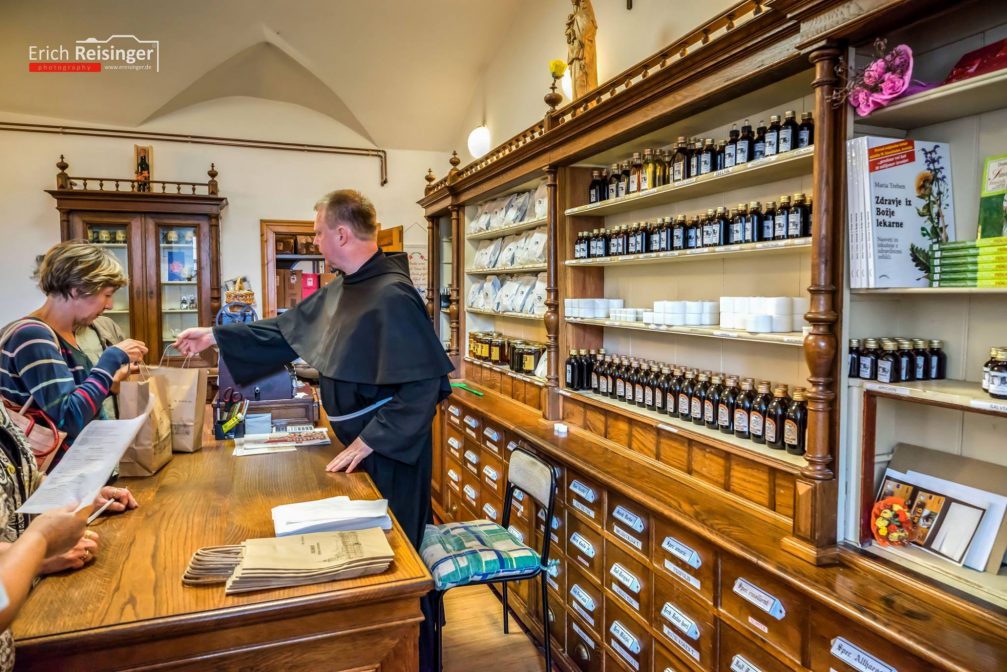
[705,374,723,429]
[765,386,790,450]
[750,381,772,444]
[719,376,739,434]
[734,378,755,439]
[783,387,808,455]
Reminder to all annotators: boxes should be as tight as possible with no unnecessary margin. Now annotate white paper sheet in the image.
[17,400,150,514]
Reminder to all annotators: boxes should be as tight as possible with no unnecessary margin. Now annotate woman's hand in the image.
[110,363,140,394]
[112,339,148,363]
[38,530,99,574]
[24,504,86,558]
[93,486,138,514]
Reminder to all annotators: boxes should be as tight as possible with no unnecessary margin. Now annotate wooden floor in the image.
[442,585,548,672]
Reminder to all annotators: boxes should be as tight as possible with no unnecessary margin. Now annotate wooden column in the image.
[783,41,843,565]
[448,206,462,359]
[425,216,437,321]
[544,166,561,419]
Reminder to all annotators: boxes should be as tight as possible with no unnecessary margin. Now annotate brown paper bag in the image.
[150,365,208,453]
[118,374,173,477]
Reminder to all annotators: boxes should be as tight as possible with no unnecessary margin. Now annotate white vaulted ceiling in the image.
[0,0,527,150]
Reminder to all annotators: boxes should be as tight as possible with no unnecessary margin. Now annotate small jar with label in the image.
[774,195,790,240]
[734,378,755,439]
[765,115,781,156]
[668,367,684,416]
[750,381,772,444]
[783,387,808,456]
[736,120,753,164]
[896,339,915,382]
[692,372,709,425]
[848,338,862,379]
[748,201,767,242]
[798,111,814,148]
[927,339,947,380]
[983,346,1001,391]
[715,141,727,171]
[788,193,810,239]
[765,386,790,450]
[989,349,1007,400]
[753,120,767,160]
[686,216,700,250]
[678,370,696,421]
[700,138,716,175]
[719,376,739,434]
[731,205,746,245]
[779,110,798,153]
[859,338,880,380]
[876,340,900,384]
[725,124,739,168]
[671,137,690,182]
[913,338,930,381]
[705,374,723,429]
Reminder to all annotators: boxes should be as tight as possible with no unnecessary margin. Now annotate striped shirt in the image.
[0,319,129,439]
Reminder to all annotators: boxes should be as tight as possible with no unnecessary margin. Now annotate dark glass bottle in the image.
[715,141,727,171]
[848,338,862,379]
[712,207,729,247]
[642,148,656,191]
[672,215,686,251]
[779,110,798,153]
[627,223,638,256]
[783,387,808,456]
[588,170,604,204]
[616,358,630,403]
[858,338,880,380]
[705,374,723,429]
[747,202,766,242]
[691,372,709,425]
[565,349,579,389]
[761,202,776,242]
[774,195,790,241]
[608,163,622,198]
[580,349,593,390]
[877,340,901,384]
[655,149,668,187]
[610,357,624,400]
[736,119,754,165]
[700,138,716,175]
[644,365,658,410]
[632,361,646,408]
[765,386,790,450]
[686,215,700,250]
[788,193,810,239]
[734,378,755,439]
[658,217,671,252]
[798,112,814,148]
[765,114,781,157]
[719,376,739,434]
[731,205,746,245]
[896,340,915,383]
[725,124,739,168]
[750,381,772,444]
[983,346,999,391]
[688,139,701,178]
[753,120,767,160]
[914,339,931,382]
[598,355,611,396]
[928,340,947,380]
[589,350,601,392]
[620,162,632,198]
[672,137,690,182]
[667,367,683,416]
[628,153,643,195]
[656,366,671,414]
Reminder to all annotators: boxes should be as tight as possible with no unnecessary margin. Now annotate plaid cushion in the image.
[420,519,542,591]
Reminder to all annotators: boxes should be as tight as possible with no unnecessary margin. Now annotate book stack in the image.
[930,237,1007,287]
[272,496,392,536]
[846,136,956,288]
[182,528,395,595]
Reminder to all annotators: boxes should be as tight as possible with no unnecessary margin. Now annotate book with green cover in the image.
[978,155,1007,239]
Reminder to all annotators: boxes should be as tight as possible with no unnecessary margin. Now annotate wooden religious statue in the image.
[565,0,598,100]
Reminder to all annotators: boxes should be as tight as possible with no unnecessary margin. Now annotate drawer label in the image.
[611,640,640,670]
[571,601,595,626]
[570,532,596,558]
[463,485,477,501]
[662,535,703,569]
[610,621,641,653]
[662,624,700,661]
[448,405,461,417]
[614,524,644,550]
[570,479,597,503]
[733,577,786,620]
[466,428,478,439]
[482,465,499,483]
[613,505,645,532]
[481,503,498,520]
[731,655,764,672]
[610,563,642,593]
[514,489,525,502]
[464,450,479,465]
[830,637,897,672]
[611,584,640,611]
[664,560,702,591]
[506,440,520,453]
[547,566,560,591]
[660,602,700,640]
[463,416,479,428]
[571,499,596,519]
[507,526,525,544]
[483,427,501,442]
[447,437,461,450]
[570,584,596,612]
[447,469,461,483]
[748,616,768,633]
[571,621,595,647]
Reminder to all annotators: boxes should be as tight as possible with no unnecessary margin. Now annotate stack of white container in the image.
[565,297,625,318]
[643,301,720,326]
[719,296,809,333]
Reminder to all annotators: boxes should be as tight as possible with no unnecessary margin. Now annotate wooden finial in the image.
[56,154,70,190]
[448,151,461,177]
[424,168,436,193]
[207,163,219,195]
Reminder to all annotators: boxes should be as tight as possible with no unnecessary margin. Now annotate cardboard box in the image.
[285,269,303,307]
[301,273,320,299]
[276,269,290,308]
[296,235,319,255]
[275,235,296,254]
[320,272,338,288]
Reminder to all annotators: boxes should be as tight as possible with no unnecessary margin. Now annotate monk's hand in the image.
[173,327,215,356]
[326,438,373,474]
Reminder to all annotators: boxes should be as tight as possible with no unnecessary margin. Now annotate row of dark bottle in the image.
[849,338,946,384]
[573,195,812,260]
[587,111,815,203]
[565,349,807,455]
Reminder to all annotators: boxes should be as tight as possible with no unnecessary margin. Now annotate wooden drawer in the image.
[654,642,690,672]
[809,607,930,672]
[445,401,463,428]
[653,573,716,672]
[605,599,652,672]
[507,513,533,549]
[480,491,503,525]
[546,603,566,652]
[460,468,481,515]
[567,513,604,581]
[462,444,481,477]
[445,426,464,463]
[567,615,605,672]
[653,516,717,605]
[443,487,462,523]
[720,554,806,665]
[718,621,793,672]
[568,565,604,636]
[504,434,523,462]
[480,450,505,501]
[607,492,651,558]
[445,458,464,498]
[537,500,566,553]
[510,487,534,523]
[550,461,567,503]
[462,411,482,441]
[568,471,605,525]
[481,421,505,457]
[545,552,566,602]
[605,540,652,619]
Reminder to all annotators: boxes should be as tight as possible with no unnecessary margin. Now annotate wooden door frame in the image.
[260,219,315,319]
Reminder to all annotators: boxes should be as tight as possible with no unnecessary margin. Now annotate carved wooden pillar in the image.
[448,206,462,359]
[425,216,437,321]
[783,41,843,565]
[544,166,561,419]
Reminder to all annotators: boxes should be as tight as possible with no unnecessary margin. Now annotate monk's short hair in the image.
[35,240,127,299]
[315,190,378,240]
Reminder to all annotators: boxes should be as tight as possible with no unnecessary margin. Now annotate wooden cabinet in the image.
[49,178,226,364]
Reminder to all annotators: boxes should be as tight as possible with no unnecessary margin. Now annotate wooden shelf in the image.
[560,389,806,471]
[162,309,198,314]
[859,69,1007,130]
[276,254,326,261]
[463,356,545,387]
[465,264,547,275]
[564,145,814,218]
[466,307,543,321]
[565,316,805,346]
[466,216,547,241]
[93,243,127,249]
[565,237,811,268]
[851,286,1007,295]
[850,377,1007,416]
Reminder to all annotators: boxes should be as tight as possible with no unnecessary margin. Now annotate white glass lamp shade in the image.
[467,125,492,159]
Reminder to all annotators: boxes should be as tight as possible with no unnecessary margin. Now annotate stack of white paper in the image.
[272,496,392,537]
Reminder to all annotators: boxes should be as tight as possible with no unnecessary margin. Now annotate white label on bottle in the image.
[859,357,874,378]
[788,211,802,237]
[644,388,653,406]
[655,388,664,409]
[689,156,698,176]
[617,181,627,198]
[736,142,749,163]
[613,505,644,532]
[830,637,897,672]
[570,479,597,503]
[989,372,1007,397]
[673,162,684,182]
[725,144,736,167]
[482,465,498,483]
[610,563,642,593]
[765,418,777,443]
[614,524,643,550]
[679,394,689,415]
[663,625,701,661]
[570,532,596,558]
[616,380,626,397]
[464,450,479,465]
[662,536,702,568]
[640,174,649,190]
[774,213,787,238]
[718,404,730,427]
[733,578,786,620]
[664,560,702,590]
[799,129,811,147]
[635,385,644,404]
[661,602,700,640]
[877,359,894,383]
[691,398,701,419]
[780,129,793,152]
[731,655,764,672]
[612,584,640,611]
[572,499,596,519]
[482,503,498,520]
[610,621,642,654]
[734,409,749,433]
[704,399,714,424]
[765,132,778,156]
[701,155,711,174]
[629,175,639,193]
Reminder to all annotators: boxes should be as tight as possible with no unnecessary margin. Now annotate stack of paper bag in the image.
[272,496,392,536]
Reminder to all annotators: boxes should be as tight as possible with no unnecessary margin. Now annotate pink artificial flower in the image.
[880,72,908,98]
[863,58,888,86]
[889,44,913,73]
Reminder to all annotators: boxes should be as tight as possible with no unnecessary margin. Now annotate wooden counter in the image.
[12,419,432,672]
